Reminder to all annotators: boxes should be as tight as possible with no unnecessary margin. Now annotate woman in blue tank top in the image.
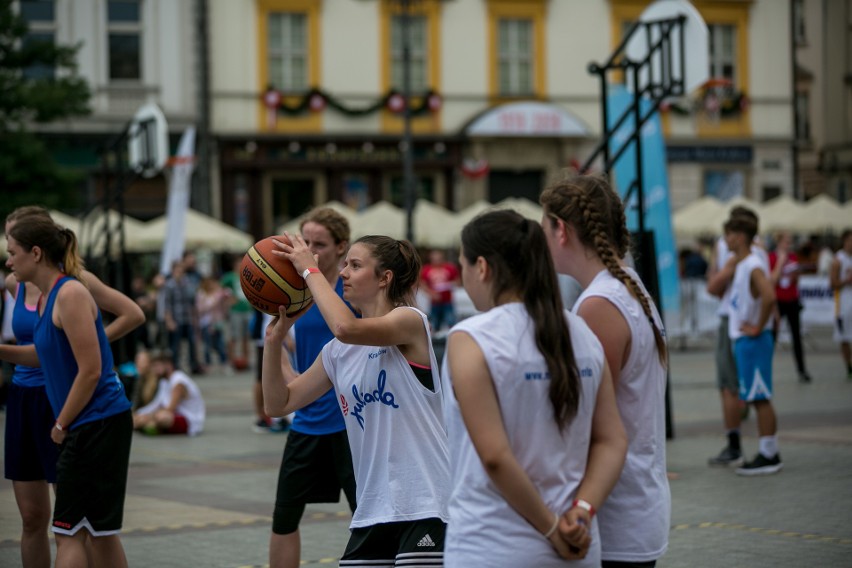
[2,213,137,568]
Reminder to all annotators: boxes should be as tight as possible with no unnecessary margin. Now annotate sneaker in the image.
[736,453,783,476]
[269,418,291,433]
[252,418,271,433]
[708,446,744,467]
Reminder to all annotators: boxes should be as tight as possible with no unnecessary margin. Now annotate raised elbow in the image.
[332,320,357,344]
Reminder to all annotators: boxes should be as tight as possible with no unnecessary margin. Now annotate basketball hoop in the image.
[128,103,169,178]
[165,155,197,168]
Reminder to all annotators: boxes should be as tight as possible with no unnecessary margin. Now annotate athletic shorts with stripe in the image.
[52,410,133,536]
[339,517,446,567]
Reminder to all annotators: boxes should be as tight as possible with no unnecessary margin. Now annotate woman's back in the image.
[442,303,605,568]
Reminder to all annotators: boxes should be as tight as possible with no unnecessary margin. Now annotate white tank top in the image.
[835,250,852,315]
[728,253,772,341]
[441,303,604,568]
[716,238,769,317]
[321,306,449,528]
[574,268,671,563]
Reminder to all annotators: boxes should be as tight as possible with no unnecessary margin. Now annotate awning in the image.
[465,101,590,138]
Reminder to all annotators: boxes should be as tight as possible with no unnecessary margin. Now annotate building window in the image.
[498,18,533,96]
[390,14,428,92]
[793,0,806,45]
[762,185,781,202]
[708,24,736,88]
[268,13,308,92]
[704,170,745,201]
[108,0,142,80]
[19,0,54,21]
[20,0,56,80]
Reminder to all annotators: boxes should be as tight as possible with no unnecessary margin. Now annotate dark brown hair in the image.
[540,174,667,366]
[8,216,85,280]
[355,235,421,307]
[461,210,580,429]
[300,206,351,244]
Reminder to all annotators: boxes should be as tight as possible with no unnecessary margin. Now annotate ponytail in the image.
[461,210,580,429]
[60,227,86,281]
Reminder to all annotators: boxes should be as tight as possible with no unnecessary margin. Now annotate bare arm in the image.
[4,272,16,296]
[829,259,846,291]
[52,283,104,438]
[82,269,145,342]
[273,234,427,350]
[740,268,776,337]
[448,332,582,560]
[707,256,737,297]
[576,297,631,386]
[559,361,628,536]
[165,382,188,412]
[261,306,333,417]
[0,343,39,367]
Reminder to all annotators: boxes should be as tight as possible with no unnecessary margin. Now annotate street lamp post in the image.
[399,0,416,243]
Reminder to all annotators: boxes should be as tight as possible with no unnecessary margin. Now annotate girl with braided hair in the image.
[541,174,671,567]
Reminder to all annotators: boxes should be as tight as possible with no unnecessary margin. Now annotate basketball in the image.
[240,235,313,316]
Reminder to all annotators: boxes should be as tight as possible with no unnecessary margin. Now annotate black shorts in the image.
[272,429,357,535]
[4,383,59,482]
[53,410,133,536]
[340,517,446,567]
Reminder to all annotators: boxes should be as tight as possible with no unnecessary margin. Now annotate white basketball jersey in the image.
[728,253,772,341]
[321,307,449,528]
[574,268,670,563]
[441,303,604,568]
[716,237,769,317]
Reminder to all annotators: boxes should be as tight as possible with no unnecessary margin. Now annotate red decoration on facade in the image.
[427,93,442,112]
[309,93,327,112]
[387,93,405,113]
[461,158,490,180]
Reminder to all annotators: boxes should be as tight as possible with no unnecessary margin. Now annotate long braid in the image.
[542,177,668,367]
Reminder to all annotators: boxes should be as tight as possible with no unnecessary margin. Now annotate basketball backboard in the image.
[128,103,169,178]
[625,0,709,98]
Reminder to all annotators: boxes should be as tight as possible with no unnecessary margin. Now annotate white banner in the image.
[799,275,835,327]
[159,127,196,275]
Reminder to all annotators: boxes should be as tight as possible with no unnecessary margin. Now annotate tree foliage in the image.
[0,0,91,219]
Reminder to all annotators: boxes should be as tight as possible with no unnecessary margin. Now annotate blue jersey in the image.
[33,277,131,429]
[291,278,348,435]
[11,283,44,387]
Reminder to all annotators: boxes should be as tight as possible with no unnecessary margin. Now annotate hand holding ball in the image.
[240,235,313,316]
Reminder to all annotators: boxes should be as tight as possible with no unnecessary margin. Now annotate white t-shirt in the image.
[321,307,449,528]
[716,238,769,317]
[574,268,671,563]
[441,303,604,568]
[835,250,852,317]
[728,253,772,341]
[136,369,206,436]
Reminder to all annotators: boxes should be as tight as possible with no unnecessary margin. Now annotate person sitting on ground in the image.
[133,349,206,436]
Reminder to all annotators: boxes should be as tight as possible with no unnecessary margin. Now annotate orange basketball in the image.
[240,236,313,316]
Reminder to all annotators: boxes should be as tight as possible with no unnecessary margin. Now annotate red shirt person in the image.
[420,250,459,331]
[768,231,812,382]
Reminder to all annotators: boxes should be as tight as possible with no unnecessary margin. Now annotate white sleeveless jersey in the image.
[574,268,670,563]
[728,253,772,341]
[835,250,852,316]
[716,238,769,317]
[321,307,449,528]
[441,303,605,568]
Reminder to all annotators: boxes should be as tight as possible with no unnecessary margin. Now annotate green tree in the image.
[0,0,91,220]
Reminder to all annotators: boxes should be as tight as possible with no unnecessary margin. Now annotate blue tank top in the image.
[33,276,131,428]
[11,283,45,387]
[291,278,348,435]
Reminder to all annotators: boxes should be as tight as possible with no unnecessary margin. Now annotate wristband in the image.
[572,498,595,517]
[301,267,320,280]
[54,421,64,432]
[543,512,559,538]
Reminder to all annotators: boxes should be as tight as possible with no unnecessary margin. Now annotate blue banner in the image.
[606,86,680,320]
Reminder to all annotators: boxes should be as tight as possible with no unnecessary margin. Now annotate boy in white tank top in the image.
[830,230,852,379]
[721,217,782,475]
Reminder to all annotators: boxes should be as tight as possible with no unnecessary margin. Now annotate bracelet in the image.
[301,267,320,280]
[543,512,559,538]
[54,421,64,432]
[572,498,595,518]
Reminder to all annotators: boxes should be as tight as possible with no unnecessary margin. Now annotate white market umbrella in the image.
[276,200,357,237]
[351,201,406,240]
[494,197,545,221]
[794,194,850,233]
[413,199,457,248]
[672,196,725,238]
[130,208,254,253]
[77,207,146,258]
[760,195,805,234]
